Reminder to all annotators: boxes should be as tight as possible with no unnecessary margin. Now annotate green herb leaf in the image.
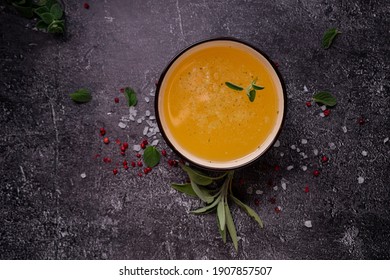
[124,87,137,107]
[252,84,264,90]
[39,12,54,24]
[225,82,243,91]
[225,203,238,251]
[70,88,92,103]
[34,6,49,16]
[322,28,341,49]
[143,146,161,167]
[231,195,263,228]
[50,3,63,19]
[217,214,226,243]
[247,89,256,102]
[47,20,64,33]
[171,183,197,197]
[190,181,214,204]
[181,165,213,186]
[191,195,221,214]
[313,91,337,107]
[36,20,48,30]
[217,199,226,231]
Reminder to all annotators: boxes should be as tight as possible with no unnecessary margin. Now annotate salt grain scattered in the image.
[301,166,307,171]
[384,137,389,143]
[303,85,308,92]
[329,142,337,150]
[255,190,263,195]
[296,148,300,152]
[287,165,294,171]
[301,139,308,144]
[80,172,86,179]
[361,151,368,156]
[290,145,296,150]
[151,140,159,146]
[137,118,142,124]
[358,176,365,184]
[304,220,312,228]
[281,182,287,190]
[107,112,112,115]
[320,112,325,117]
[149,116,156,120]
[313,149,319,156]
[320,105,327,111]
[273,140,280,147]
[133,145,141,151]
[303,154,308,159]
[280,152,284,157]
[246,187,253,194]
[118,122,127,129]
[342,126,348,133]
[273,186,278,191]
[143,127,149,135]
[144,97,150,103]
[145,110,151,116]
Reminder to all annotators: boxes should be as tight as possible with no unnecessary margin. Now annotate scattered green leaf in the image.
[191,195,221,214]
[171,183,197,197]
[231,195,264,228]
[322,28,341,49]
[252,84,264,90]
[39,12,54,24]
[313,91,337,107]
[70,88,92,103]
[190,181,214,204]
[143,146,161,167]
[247,89,256,102]
[36,20,48,29]
[217,215,226,243]
[50,3,62,19]
[47,20,64,33]
[181,165,213,186]
[225,203,238,251]
[124,87,137,107]
[225,82,243,91]
[217,199,225,230]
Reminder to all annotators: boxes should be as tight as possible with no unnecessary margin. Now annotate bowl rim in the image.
[155,37,287,171]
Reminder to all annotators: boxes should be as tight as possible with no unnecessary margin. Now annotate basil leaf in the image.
[313,91,337,107]
[225,82,243,91]
[247,89,256,102]
[40,12,54,24]
[217,199,225,231]
[171,183,197,197]
[217,215,226,243]
[70,88,92,103]
[190,181,214,203]
[124,87,137,107]
[181,165,213,186]
[231,195,263,228]
[36,20,48,30]
[50,3,63,19]
[225,203,238,251]
[252,84,264,90]
[34,6,49,16]
[143,146,160,167]
[191,195,221,214]
[322,28,341,49]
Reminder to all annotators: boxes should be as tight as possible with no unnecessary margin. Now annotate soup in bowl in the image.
[156,38,286,170]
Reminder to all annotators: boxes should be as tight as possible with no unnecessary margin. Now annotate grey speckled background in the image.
[0,0,389,259]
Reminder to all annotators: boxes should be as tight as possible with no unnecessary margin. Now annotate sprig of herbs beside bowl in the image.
[172,165,263,251]
[8,0,65,33]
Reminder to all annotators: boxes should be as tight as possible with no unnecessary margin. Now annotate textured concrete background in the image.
[0,0,389,259]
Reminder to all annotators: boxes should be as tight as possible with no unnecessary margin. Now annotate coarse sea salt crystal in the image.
[145,110,151,116]
[320,112,325,117]
[320,105,327,111]
[151,140,159,146]
[137,118,142,124]
[246,186,253,194]
[80,172,86,179]
[273,140,280,147]
[342,126,348,133]
[281,182,287,190]
[118,122,126,129]
[129,115,135,121]
[290,145,296,150]
[255,190,263,195]
[361,151,368,156]
[304,220,312,228]
[133,144,141,151]
[144,97,150,103]
[149,116,156,120]
[301,166,307,171]
[287,165,294,171]
[303,154,308,159]
[146,131,155,137]
[273,186,278,191]
[303,85,308,92]
[296,148,300,152]
[313,149,319,156]
[301,139,308,144]
[384,137,389,143]
[280,152,284,157]
[329,142,337,150]
[358,176,365,184]
[143,127,149,135]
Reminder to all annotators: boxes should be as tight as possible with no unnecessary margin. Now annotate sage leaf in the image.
[231,195,263,228]
[191,195,221,214]
[313,91,337,107]
[252,84,264,90]
[225,203,238,251]
[70,88,92,103]
[181,165,213,186]
[124,87,137,107]
[247,89,256,102]
[143,146,160,167]
[190,181,214,204]
[171,183,197,197]
[48,21,64,33]
[217,198,226,231]
[225,82,243,91]
[36,20,48,30]
[50,3,63,19]
[34,6,49,16]
[40,12,54,24]
[217,214,226,243]
[322,28,341,49]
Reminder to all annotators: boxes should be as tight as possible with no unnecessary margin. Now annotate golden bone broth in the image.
[161,43,279,163]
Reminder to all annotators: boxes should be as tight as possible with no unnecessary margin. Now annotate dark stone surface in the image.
[0,0,389,259]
